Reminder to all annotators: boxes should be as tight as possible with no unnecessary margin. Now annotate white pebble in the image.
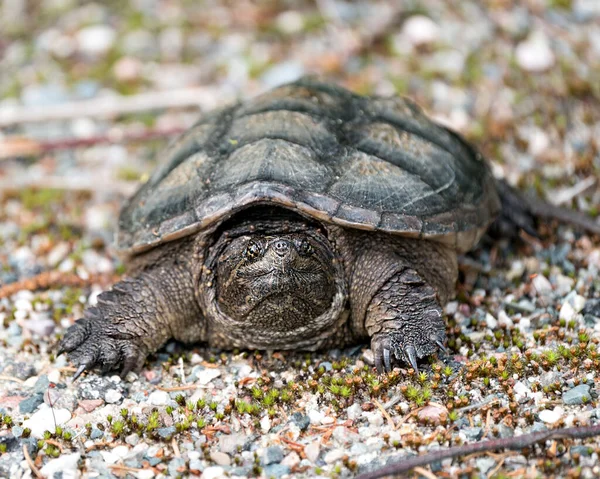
[281,452,301,468]
[498,310,513,328]
[346,403,363,421]
[23,407,71,439]
[515,31,555,72]
[532,274,553,296]
[304,441,320,463]
[197,368,221,385]
[14,298,32,311]
[260,415,271,434]
[135,470,155,479]
[559,301,577,323]
[40,452,81,479]
[324,448,346,464]
[113,445,130,458]
[365,412,384,428]
[104,389,122,404]
[308,409,325,425]
[539,407,564,424]
[485,313,498,329]
[571,294,586,313]
[201,466,225,479]
[76,25,116,56]
[401,15,440,46]
[276,10,305,34]
[148,390,170,406]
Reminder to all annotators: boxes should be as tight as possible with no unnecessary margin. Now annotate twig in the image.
[0,271,121,299]
[0,375,25,383]
[355,423,600,479]
[0,86,230,126]
[0,126,186,159]
[0,176,137,195]
[413,466,438,479]
[156,384,204,392]
[372,398,396,430]
[22,444,44,479]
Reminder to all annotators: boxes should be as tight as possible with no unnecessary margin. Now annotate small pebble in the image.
[210,451,231,466]
[197,368,221,385]
[539,407,564,424]
[515,31,555,72]
[202,466,225,479]
[304,441,320,463]
[104,389,122,404]
[262,446,284,465]
[401,15,440,46]
[563,384,592,405]
[148,390,170,406]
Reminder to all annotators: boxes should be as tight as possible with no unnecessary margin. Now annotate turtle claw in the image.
[383,348,392,373]
[72,364,87,381]
[59,315,147,378]
[405,345,419,374]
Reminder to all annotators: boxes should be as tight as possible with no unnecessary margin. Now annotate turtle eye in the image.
[245,240,263,260]
[298,239,313,256]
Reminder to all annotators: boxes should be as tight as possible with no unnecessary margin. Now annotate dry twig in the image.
[356,423,600,479]
[22,444,44,479]
[0,271,120,299]
[0,126,186,160]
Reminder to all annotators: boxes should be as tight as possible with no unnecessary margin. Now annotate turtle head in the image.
[214,229,338,330]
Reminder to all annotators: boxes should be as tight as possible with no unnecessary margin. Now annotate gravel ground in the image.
[1,1,600,478]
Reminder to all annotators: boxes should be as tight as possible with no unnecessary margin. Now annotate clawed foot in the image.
[371,319,447,374]
[57,310,147,380]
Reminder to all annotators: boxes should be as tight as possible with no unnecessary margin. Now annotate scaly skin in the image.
[59,210,455,377]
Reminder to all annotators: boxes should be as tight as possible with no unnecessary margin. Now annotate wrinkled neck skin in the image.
[200,209,347,350]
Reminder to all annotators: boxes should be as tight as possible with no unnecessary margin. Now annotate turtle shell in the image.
[118,78,501,256]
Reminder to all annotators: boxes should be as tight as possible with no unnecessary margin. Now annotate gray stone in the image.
[157,426,177,439]
[531,422,548,433]
[11,426,23,438]
[168,457,186,477]
[290,412,310,431]
[263,463,291,478]
[476,457,496,475]
[90,428,104,440]
[463,427,483,441]
[571,445,594,457]
[32,375,50,394]
[262,446,284,465]
[498,424,514,438]
[125,433,140,446]
[219,433,249,454]
[189,459,204,472]
[563,384,591,405]
[19,394,44,414]
[540,371,562,388]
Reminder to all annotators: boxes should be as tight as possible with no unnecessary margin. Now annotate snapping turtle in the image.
[58,78,599,378]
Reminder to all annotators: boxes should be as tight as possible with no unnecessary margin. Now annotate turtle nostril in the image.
[272,240,290,257]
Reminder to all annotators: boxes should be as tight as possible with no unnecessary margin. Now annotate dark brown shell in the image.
[118,78,501,256]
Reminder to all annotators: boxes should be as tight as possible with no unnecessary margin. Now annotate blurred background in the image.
[0,0,599,279]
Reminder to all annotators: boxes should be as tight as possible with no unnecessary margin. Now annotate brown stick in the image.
[0,271,120,299]
[22,444,44,479]
[355,423,600,479]
[0,126,186,160]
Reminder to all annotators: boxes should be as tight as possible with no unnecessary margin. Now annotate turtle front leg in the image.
[59,254,205,378]
[336,230,457,373]
[366,268,447,373]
